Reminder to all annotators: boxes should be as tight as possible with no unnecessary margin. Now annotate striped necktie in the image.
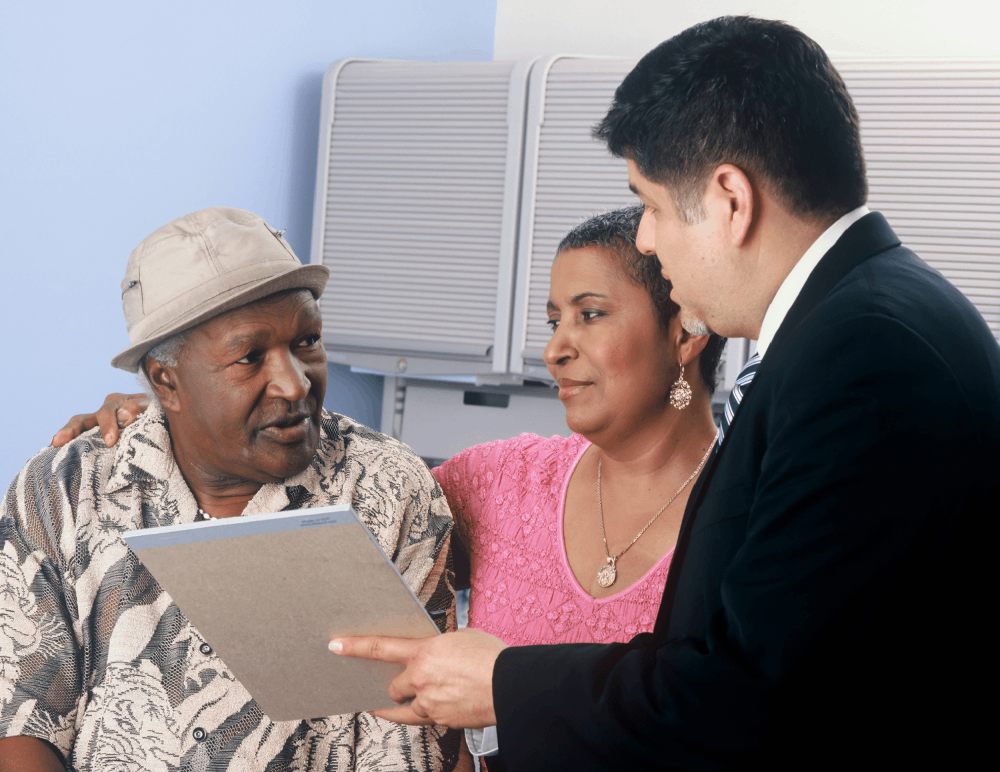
[717,351,762,446]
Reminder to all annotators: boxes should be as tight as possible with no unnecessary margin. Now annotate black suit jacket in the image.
[489,213,1000,770]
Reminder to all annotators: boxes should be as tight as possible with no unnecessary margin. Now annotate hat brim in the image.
[111,264,330,373]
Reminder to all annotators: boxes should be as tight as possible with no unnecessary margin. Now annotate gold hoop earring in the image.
[669,362,692,410]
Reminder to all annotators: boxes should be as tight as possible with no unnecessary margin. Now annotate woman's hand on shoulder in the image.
[51,392,150,448]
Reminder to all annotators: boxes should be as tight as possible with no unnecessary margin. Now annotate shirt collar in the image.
[105,404,339,516]
[755,205,869,357]
[105,402,175,494]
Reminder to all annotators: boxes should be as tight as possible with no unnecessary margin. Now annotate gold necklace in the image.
[595,437,716,589]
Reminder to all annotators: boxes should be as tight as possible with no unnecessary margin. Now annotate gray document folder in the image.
[123,504,439,720]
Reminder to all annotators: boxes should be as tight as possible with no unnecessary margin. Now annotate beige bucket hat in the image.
[112,207,329,372]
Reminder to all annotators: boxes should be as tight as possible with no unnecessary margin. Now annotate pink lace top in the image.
[433,433,673,646]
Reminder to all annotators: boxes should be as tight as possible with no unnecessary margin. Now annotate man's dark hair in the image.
[595,16,867,221]
[557,207,727,394]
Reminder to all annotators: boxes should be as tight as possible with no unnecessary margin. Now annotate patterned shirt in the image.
[0,405,459,771]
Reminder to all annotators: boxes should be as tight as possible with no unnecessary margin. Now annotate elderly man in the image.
[0,207,460,770]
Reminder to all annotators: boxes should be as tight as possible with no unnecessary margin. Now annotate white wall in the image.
[495,0,1000,60]
[0,0,497,484]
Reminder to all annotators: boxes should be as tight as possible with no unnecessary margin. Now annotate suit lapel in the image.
[654,212,902,634]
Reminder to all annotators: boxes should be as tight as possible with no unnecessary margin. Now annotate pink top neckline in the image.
[555,438,677,605]
[433,432,676,646]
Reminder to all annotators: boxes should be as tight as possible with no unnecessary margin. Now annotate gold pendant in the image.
[596,557,617,588]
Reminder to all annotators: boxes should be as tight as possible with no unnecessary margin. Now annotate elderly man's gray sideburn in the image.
[139,332,188,404]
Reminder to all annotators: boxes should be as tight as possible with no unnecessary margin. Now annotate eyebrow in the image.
[629,182,654,205]
[547,292,610,312]
[219,333,266,354]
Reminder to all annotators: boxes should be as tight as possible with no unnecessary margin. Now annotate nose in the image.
[266,350,311,403]
[635,207,658,256]
[636,209,670,281]
[542,320,576,373]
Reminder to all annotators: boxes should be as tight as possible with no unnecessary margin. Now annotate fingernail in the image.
[104,434,114,446]
[117,409,131,425]
[328,640,343,653]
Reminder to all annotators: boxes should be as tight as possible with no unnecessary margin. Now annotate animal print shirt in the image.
[0,405,459,770]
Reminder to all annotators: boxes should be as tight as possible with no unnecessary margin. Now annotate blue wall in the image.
[0,0,496,484]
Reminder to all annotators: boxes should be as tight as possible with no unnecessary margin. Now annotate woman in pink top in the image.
[434,207,724,647]
[57,208,725,650]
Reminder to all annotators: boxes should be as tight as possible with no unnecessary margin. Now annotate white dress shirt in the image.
[755,205,869,357]
[466,726,499,760]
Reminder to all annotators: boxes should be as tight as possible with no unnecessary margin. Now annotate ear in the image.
[668,314,711,368]
[143,358,181,413]
[706,163,755,247]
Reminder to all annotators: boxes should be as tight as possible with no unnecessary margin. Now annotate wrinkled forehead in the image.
[186,288,320,344]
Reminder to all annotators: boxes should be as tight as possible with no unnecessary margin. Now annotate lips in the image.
[259,410,315,444]
[265,412,310,428]
[556,378,592,400]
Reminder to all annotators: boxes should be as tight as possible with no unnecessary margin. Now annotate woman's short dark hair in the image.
[595,16,867,222]
[557,207,727,394]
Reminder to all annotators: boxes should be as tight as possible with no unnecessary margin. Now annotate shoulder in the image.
[778,246,999,407]
[834,245,984,327]
[317,413,454,560]
[435,433,586,509]
[1,428,110,560]
[4,428,109,505]
[433,432,584,490]
[446,432,584,470]
[751,249,1000,464]
[322,408,422,457]
[318,409,438,488]
[824,244,994,355]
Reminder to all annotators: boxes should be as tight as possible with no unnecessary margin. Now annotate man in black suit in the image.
[334,16,1000,769]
